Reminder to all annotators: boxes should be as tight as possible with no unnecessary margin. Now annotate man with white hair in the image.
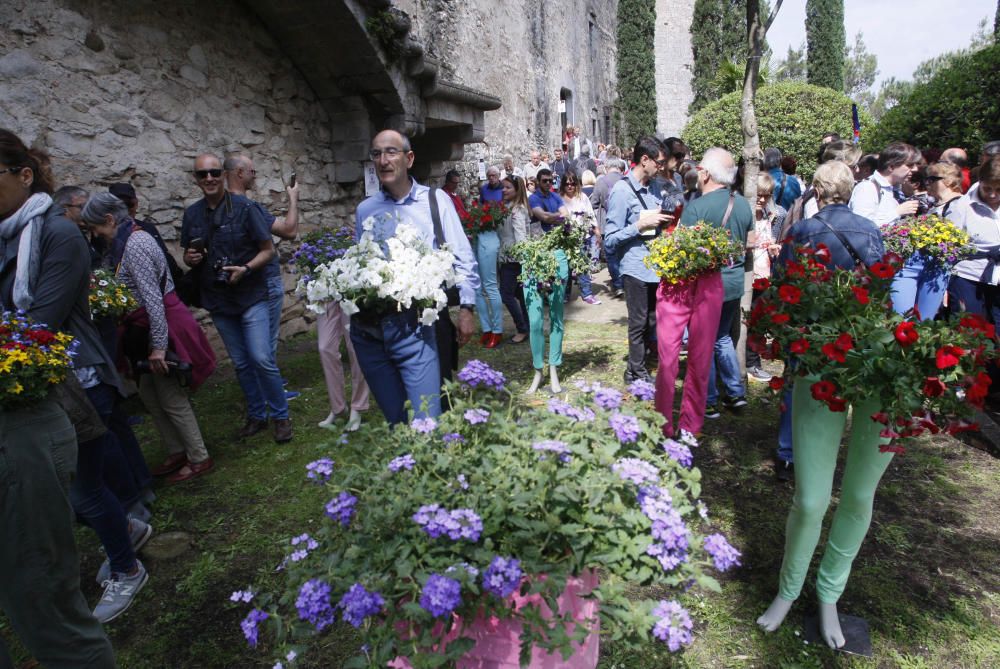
[523,150,549,181]
[661,148,753,443]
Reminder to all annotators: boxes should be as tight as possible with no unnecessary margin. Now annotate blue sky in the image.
[767,0,996,87]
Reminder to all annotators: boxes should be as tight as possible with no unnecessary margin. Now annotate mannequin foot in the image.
[549,366,562,393]
[818,602,846,649]
[345,409,363,432]
[526,370,543,395]
[756,595,795,632]
[318,412,339,429]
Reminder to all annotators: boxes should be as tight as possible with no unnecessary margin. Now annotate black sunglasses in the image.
[1,166,24,176]
[926,175,945,182]
[194,169,223,179]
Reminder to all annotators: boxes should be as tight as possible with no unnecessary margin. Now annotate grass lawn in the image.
[3,318,999,668]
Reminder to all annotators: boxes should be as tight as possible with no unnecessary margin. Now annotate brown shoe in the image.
[273,418,293,443]
[166,457,214,484]
[237,417,269,439]
[151,452,187,476]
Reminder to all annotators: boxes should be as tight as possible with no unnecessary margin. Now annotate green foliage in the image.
[615,0,657,142]
[805,0,845,91]
[682,82,872,180]
[711,56,770,97]
[364,10,406,62]
[871,42,1000,157]
[255,370,722,666]
[843,31,878,102]
[690,0,745,114]
[774,43,806,82]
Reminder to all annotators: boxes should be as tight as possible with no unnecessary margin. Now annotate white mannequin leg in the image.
[756,595,795,632]
[818,601,846,649]
[345,409,362,432]
[526,370,543,395]
[549,366,562,393]
[318,411,338,429]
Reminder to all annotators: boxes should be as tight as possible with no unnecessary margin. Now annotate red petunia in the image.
[768,377,785,391]
[851,286,870,305]
[959,313,996,339]
[821,333,853,363]
[922,377,946,397]
[771,313,790,325]
[966,371,992,408]
[778,285,802,304]
[826,396,847,412]
[752,277,771,291]
[869,262,896,279]
[785,261,806,278]
[883,251,904,267]
[790,338,810,354]
[894,321,918,347]
[834,333,854,351]
[813,244,832,264]
[871,412,889,424]
[935,345,966,369]
[811,380,836,401]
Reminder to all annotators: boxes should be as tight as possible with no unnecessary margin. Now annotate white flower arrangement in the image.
[298,217,458,326]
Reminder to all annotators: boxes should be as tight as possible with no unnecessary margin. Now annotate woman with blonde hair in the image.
[560,171,601,305]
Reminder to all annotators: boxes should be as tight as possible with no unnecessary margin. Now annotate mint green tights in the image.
[777,379,895,604]
[523,250,569,371]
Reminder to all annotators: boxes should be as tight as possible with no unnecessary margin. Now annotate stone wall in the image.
[655,0,696,138]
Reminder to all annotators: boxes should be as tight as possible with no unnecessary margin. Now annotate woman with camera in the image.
[83,193,216,484]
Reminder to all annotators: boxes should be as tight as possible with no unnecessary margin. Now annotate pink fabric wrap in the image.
[389,570,599,669]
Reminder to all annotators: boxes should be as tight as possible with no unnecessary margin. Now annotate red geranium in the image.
[790,338,809,354]
[778,285,802,304]
[935,345,966,370]
[811,380,836,401]
[869,262,896,279]
[894,321,918,347]
[851,286,870,305]
[922,377,946,398]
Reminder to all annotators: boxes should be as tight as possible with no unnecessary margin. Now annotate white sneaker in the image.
[93,560,148,623]
[748,366,773,382]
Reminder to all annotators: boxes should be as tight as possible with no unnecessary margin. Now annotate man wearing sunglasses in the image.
[528,169,569,232]
[180,153,292,443]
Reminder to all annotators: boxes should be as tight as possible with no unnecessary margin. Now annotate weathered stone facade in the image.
[655,0,696,138]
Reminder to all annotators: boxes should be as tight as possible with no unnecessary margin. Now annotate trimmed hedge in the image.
[682,82,873,180]
[870,42,1000,156]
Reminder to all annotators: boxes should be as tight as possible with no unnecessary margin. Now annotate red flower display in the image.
[935,345,966,370]
[959,313,996,339]
[771,313,790,325]
[851,286,870,305]
[778,285,802,305]
[966,371,992,408]
[768,377,785,391]
[821,333,854,363]
[922,377,946,398]
[869,262,896,279]
[752,277,770,291]
[894,321,918,347]
[826,396,847,412]
[810,380,836,401]
[790,338,810,354]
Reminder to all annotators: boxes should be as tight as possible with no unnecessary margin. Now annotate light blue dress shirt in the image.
[603,172,661,283]
[355,178,481,305]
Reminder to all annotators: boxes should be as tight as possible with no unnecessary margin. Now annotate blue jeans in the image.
[706,298,746,406]
[777,384,794,463]
[577,233,599,298]
[351,309,441,425]
[607,247,623,292]
[73,383,136,574]
[891,253,948,320]
[474,232,503,333]
[212,300,289,421]
[265,273,284,357]
[499,262,529,334]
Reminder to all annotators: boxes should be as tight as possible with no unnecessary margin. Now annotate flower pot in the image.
[390,570,600,669]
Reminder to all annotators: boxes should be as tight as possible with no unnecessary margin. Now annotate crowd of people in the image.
[3,115,1000,664]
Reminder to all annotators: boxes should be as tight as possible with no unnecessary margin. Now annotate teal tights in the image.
[778,379,895,604]
[523,250,569,370]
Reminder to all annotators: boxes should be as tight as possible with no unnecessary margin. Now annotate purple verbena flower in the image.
[388,453,416,472]
[628,378,656,401]
[419,574,462,617]
[482,556,523,598]
[241,608,268,648]
[457,359,507,390]
[295,579,336,631]
[413,505,482,541]
[532,440,572,463]
[336,583,385,628]
[230,589,254,603]
[306,458,334,482]
[442,432,466,445]
[464,408,490,425]
[612,457,659,485]
[456,473,469,490]
[289,533,319,562]
[547,398,596,422]
[651,600,693,651]
[703,533,742,572]
[608,412,642,443]
[661,439,693,468]
[411,417,437,434]
[594,387,623,410]
[325,492,357,527]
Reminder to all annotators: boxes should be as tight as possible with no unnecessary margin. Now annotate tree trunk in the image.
[737,0,782,380]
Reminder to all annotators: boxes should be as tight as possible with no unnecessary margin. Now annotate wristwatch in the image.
[460,303,474,311]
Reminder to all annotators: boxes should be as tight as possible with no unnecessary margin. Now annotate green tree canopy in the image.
[690,0,754,113]
[870,42,1000,156]
[774,43,806,82]
[683,81,872,181]
[805,0,845,91]
[615,0,657,141]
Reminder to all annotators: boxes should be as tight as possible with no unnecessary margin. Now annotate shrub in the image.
[870,42,1000,158]
[682,81,873,181]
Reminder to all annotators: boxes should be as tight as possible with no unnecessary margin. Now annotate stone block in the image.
[0,49,41,77]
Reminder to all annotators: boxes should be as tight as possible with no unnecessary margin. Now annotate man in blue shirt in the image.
[479,166,503,203]
[528,168,568,232]
[604,136,673,385]
[764,147,801,211]
[353,130,480,425]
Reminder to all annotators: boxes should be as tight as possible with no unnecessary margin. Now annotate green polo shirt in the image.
[679,188,753,301]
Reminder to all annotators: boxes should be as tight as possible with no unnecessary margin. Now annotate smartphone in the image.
[189,238,205,253]
[289,172,297,188]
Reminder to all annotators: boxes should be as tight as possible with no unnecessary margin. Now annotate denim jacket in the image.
[779,203,884,270]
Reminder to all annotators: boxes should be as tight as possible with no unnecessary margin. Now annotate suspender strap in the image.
[428,186,444,248]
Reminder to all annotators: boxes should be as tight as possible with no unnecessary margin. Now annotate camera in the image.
[213,256,232,285]
[906,194,932,217]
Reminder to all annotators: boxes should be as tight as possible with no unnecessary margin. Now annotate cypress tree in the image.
[806,0,846,91]
[616,0,657,140]
[689,0,748,113]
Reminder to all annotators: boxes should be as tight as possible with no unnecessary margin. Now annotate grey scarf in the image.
[0,192,53,310]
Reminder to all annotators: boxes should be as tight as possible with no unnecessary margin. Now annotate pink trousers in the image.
[654,272,724,437]
[317,302,370,414]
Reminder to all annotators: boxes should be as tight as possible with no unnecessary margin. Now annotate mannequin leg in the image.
[547,252,568,392]
[549,366,562,393]
[758,378,846,632]
[524,282,546,371]
[526,370,543,395]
